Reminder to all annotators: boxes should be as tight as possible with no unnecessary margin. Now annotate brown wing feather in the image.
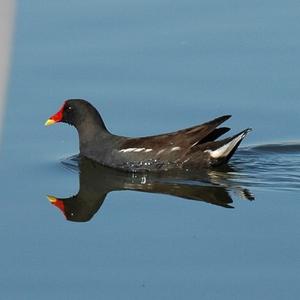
[122,115,231,148]
[118,115,231,163]
[194,127,230,145]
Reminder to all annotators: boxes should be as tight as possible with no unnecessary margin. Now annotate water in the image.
[1,1,300,299]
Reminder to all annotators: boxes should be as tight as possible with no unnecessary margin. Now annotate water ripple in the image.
[229,143,300,192]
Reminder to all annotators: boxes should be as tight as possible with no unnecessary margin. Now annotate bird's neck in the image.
[75,113,111,154]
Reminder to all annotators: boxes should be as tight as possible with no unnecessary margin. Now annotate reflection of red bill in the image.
[47,195,65,216]
[44,101,66,126]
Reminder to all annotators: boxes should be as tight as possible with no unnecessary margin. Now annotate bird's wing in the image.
[116,115,231,163]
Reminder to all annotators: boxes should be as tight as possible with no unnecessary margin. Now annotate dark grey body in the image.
[59,99,251,172]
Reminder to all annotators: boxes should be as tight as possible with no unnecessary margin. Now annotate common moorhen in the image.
[45,99,251,172]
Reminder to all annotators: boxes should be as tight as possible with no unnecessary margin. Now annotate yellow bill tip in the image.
[45,119,56,126]
[47,195,57,203]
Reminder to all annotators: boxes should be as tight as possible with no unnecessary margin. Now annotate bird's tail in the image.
[205,128,252,166]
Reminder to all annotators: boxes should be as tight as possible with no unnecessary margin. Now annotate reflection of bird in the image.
[47,156,254,222]
[45,99,251,172]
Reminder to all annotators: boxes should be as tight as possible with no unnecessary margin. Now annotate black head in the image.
[45,99,107,129]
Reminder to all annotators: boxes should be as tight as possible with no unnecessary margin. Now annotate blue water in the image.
[0,1,300,299]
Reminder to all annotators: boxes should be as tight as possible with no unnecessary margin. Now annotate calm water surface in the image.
[0,1,299,299]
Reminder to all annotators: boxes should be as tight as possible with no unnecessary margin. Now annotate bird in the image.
[45,99,251,172]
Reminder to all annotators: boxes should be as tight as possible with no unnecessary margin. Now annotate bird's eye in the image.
[67,106,72,110]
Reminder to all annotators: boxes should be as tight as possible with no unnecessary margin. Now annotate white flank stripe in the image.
[119,148,135,153]
[157,149,165,155]
[171,146,181,151]
[119,147,153,153]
